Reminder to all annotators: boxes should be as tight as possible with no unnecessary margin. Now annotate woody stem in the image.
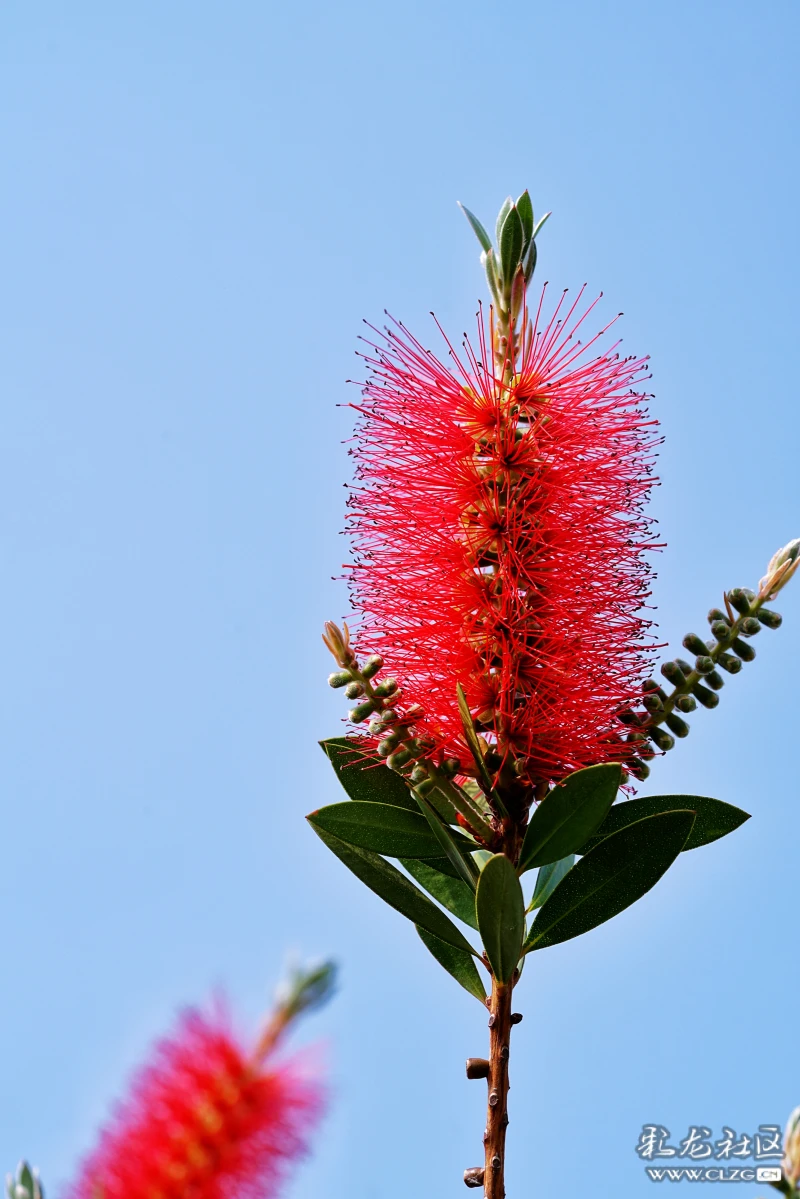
[483,977,514,1198]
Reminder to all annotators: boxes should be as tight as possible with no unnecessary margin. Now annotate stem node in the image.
[463,1167,485,1189]
[466,1057,491,1079]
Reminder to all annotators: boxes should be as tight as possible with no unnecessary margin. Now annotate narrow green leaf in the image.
[455,684,504,810]
[482,247,502,306]
[518,763,622,872]
[577,795,750,856]
[532,211,551,240]
[524,811,696,953]
[528,854,575,911]
[498,206,524,290]
[522,237,537,282]
[516,190,534,243]
[416,925,487,1002]
[308,800,471,859]
[309,823,478,955]
[416,853,462,880]
[413,790,478,890]
[495,196,513,248]
[475,853,526,983]
[458,201,493,253]
[320,737,417,810]
[402,858,479,928]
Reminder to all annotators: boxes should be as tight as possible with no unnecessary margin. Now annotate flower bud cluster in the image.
[323,621,433,781]
[623,543,796,777]
[6,1165,43,1199]
[322,622,497,843]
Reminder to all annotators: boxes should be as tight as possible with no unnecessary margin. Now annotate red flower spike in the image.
[346,287,661,787]
[68,1009,323,1199]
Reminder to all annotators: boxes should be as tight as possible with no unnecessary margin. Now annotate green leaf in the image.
[320,737,417,810]
[416,925,487,1001]
[498,205,524,289]
[413,790,478,889]
[522,236,537,282]
[309,823,478,954]
[518,763,622,872]
[455,684,503,809]
[516,190,534,243]
[416,853,463,880]
[458,201,493,253]
[528,854,575,911]
[401,858,479,929]
[495,196,513,248]
[308,800,472,859]
[532,211,551,240]
[524,811,696,953]
[475,853,526,982]
[482,247,502,306]
[577,794,750,855]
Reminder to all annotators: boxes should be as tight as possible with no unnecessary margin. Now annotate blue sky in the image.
[1,2,798,1196]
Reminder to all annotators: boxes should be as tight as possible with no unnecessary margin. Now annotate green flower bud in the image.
[349,700,376,723]
[708,608,730,625]
[642,693,663,713]
[704,669,724,691]
[361,654,384,679]
[682,632,708,656]
[665,713,690,738]
[442,757,462,777]
[727,588,752,616]
[379,708,400,724]
[378,734,401,757]
[760,537,800,599]
[740,616,761,636]
[716,651,743,674]
[757,607,782,629]
[675,693,697,713]
[695,655,714,674]
[710,619,732,641]
[661,661,686,685]
[625,730,647,744]
[691,682,719,708]
[328,670,352,689]
[731,637,755,661]
[628,758,651,780]
[344,680,365,699]
[648,726,675,752]
[410,764,428,784]
[387,748,413,771]
[374,678,399,697]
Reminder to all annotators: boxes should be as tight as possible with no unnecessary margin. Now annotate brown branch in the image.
[483,978,514,1198]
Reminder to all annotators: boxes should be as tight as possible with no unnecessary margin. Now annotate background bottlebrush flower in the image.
[67,1006,324,1199]
[345,286,660,787]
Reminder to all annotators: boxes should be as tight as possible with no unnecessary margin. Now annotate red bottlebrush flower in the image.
[346,286,660,786]
[68,1008,323,1199]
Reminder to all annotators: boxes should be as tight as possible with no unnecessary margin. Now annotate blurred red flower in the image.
[68,1007,323,1199]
